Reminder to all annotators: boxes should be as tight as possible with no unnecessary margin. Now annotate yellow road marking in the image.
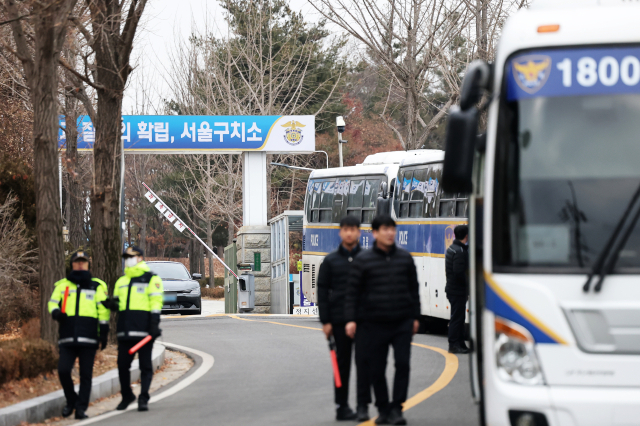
[229,315,322,331]
[227,315,460,424]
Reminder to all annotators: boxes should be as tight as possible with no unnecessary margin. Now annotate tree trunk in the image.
[139,213,147,252]
[90,89,123,291]
[64,91,84,248]
[227,154,235,245]
[206,219,213,287]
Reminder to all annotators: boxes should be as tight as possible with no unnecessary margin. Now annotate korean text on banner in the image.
[58,115,315,153]
[144,192,156,203]
[155,202,167,214]
[174,221,186,233]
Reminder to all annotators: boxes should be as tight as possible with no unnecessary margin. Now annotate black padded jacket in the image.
[445,239,468,296]
[317,244,361,325]
[344,243,420,323]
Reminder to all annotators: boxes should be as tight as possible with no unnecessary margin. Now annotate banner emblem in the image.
[513,55,552,94]
[281,120,305,146]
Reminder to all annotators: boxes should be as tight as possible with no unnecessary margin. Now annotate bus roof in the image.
[309,163,399,180]
[362,149,444,165]
[399,150,445,167]
[497,0,640,72]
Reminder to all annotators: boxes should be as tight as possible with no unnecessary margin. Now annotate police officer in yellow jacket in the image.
[48,251,110,420]
[113,246,163,412]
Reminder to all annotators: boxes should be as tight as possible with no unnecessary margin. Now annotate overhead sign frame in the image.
[58,115,316,154]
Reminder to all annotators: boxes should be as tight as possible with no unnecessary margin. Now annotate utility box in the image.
[237,274,255,312]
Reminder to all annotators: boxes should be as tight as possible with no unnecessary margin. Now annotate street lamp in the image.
[336,116,347,167]
[315,150,329,169]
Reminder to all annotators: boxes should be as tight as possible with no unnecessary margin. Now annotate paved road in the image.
[162,299,225,318]
[88,315,479,426]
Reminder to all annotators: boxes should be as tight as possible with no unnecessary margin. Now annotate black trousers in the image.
[118,339,154,402]
[58,345,96,411]
[332,323,372,407]
[447,293,467,348]
[359,319,413,410]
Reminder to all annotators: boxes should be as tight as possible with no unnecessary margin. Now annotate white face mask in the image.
[124,257,139,268]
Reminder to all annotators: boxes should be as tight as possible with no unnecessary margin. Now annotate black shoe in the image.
[388,407,407,425]
[375,414,390,425]
[448,345,470,354]
[336,405,357,421]
[116,394,136,410]
[74,409,88,420]
[357,405,370,421]
[61,405,74,418]
[138,399,149,412]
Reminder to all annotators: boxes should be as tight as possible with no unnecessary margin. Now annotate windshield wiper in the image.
[584,181,640,293]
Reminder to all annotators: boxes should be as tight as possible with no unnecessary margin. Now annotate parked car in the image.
[147,261,202,315]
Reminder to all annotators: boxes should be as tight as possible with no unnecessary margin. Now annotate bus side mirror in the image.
[442,105,478,194]
[376,197,390,217]
[459,60,492,111]
[379,182,389,199]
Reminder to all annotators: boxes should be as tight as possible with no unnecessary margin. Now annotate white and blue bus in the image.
[302,149,468,322]
[442,1,640,425]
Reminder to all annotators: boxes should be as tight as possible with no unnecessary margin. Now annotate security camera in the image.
[336,116,346,133]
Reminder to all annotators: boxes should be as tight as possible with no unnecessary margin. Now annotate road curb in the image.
[0,343,165,426]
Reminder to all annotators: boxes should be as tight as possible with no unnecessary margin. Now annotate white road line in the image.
[74,343,214,426]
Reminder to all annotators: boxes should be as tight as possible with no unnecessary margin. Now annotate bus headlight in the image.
[494,317,544,385]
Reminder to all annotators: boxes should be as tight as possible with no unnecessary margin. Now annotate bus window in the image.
[362,178,381,224]
[399,171,413,218]
[305,180,314,222]
[393,172,403,217]
[425,165,441,218]
[347,179,365,218]
[319,180,335,223]
[332,178,349,223]
[439,191,468,218]
[455,194,468,218]
[439,191,456,217]
[409,168,428,218]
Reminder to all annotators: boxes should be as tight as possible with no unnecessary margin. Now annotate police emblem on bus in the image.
[444,225,455,250]
[281,120,305,146]
[512,55,552,94]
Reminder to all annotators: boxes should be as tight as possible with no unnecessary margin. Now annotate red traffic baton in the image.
[328,335,342,388]
[128,335,153,355]
[61,287,70,314]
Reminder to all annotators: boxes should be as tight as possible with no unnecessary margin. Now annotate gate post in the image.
[224,239,238,314]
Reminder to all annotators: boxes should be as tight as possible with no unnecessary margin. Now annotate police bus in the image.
[442,1,640,425]
[302,149,467,323]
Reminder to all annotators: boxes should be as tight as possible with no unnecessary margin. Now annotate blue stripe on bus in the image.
[485,278,565,345]
[303,220,466,256]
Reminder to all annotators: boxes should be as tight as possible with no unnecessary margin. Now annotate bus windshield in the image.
[494,46,640,271]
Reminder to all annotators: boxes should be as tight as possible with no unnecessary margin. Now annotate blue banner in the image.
[58,115,315,153]
[507,46,640,101]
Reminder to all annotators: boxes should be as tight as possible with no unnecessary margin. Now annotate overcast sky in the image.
[123,0,321,115]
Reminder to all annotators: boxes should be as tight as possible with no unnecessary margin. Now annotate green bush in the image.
[0,338,58,386]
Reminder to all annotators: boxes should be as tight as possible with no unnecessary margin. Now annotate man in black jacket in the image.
[345,215,420,425]
[445,225,469,354]
[318,215,371,421]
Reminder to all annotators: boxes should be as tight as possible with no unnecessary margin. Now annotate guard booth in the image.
[224,240,238,314]
[269,210,303,314]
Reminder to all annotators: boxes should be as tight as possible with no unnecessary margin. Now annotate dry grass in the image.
[201,286,224,299]
[0,344,119,409]
[0,194,38,332]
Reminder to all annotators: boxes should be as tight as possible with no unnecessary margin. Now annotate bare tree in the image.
[1,0,77,343]
[168,0,343,229]
[310,0,474,150]
[59,0,149,302]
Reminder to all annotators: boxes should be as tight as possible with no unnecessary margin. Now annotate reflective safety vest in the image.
[113,261,164,340]
[48,276,109,347]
